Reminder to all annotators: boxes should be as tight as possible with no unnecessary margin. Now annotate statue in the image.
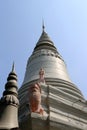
[39,68,45,83]
[28,83,46,115]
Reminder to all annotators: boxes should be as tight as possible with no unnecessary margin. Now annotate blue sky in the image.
[0,0,87,99]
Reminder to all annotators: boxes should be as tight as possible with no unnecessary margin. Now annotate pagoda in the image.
[18,26,87,130]
[0,64,19,130]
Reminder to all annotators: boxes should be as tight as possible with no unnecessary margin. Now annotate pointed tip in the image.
[42,20,45,32]
[12,62,15,72]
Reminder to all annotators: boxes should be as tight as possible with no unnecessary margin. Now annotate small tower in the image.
[0,63,19,130]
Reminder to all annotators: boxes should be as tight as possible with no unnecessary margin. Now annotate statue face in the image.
[28,83,41,111]
[28,83,46,115]
[30,84,40,93]
[29,83,41,94]
[29,83,41,103]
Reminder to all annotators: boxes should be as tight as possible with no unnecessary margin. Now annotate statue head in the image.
[28,83,47,116]
[29,83,41,94]
[28,83,41,112]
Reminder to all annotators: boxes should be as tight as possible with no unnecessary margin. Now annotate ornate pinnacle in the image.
[12,62,15,72]
[42,20,45,32]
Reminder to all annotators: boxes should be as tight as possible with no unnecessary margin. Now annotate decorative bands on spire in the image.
[0,63,19,106]
[0,95,19,106]
[34,24,57,53]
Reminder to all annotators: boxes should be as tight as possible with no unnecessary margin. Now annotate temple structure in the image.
[0,63,19,130]
[18,26,87,130]
[0,26,87,130]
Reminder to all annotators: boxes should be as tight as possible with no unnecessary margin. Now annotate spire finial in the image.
[42,20,45,32]
[12,62,15,72]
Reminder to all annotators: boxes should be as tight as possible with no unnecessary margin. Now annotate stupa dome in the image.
[20,29,84,99]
